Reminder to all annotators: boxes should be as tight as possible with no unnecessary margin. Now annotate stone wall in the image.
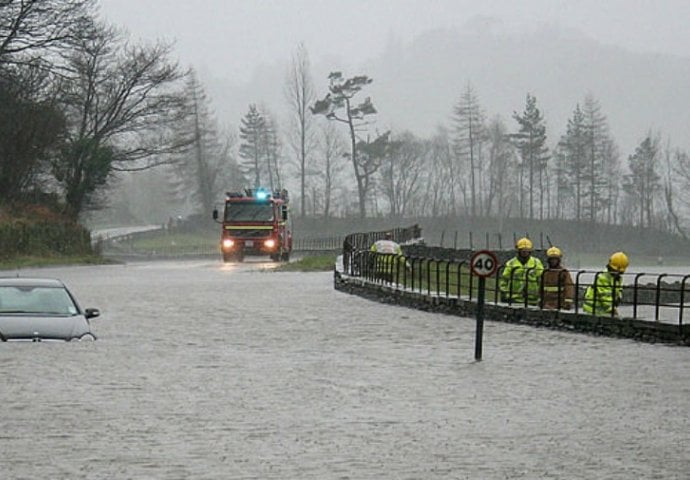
[334,272,690,346]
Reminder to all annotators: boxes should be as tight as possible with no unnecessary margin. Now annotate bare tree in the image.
[666,145,689,238]
[484,116,515,218]
[54,21,190,217]
[0,0,94,68]
[0,67,64,202]
[453,83,485,217]
[316,121,346,219]
[311,71,381,218]
[378,131,425,218]
[0,0,96,205]
[284,43,316,218]
[423,127,455,218]
[600,136,621,224]
[671,149,690,199]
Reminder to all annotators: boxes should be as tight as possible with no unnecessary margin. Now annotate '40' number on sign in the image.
[470,250,498,277]
[473,256,494,272]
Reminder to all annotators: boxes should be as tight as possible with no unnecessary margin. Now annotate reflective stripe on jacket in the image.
[583,271,622,315]
[499,256,544,304]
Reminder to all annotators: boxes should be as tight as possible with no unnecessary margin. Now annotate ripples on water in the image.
[1,260,688,479]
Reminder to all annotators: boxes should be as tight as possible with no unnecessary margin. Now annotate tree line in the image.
[231,47,690,240]
[2,2,689,240]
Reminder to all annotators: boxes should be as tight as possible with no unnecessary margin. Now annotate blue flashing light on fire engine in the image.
[255,189,269,200]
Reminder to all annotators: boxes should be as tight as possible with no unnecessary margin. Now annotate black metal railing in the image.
[341,248,690,332]
[292,236,344,251]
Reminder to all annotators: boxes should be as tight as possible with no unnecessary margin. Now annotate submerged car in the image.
[0,277,101,341]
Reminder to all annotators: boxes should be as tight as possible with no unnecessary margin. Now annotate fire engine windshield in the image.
[224,203,275,222]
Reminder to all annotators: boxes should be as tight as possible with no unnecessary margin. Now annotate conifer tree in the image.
[452,83,485,217]
[512,93,549,220]
[623,134,662,228]
[558,104,588,221]
[581,94,611,222]
[169,71,243,214]
[239,104,266,188]
[261,112,283,191]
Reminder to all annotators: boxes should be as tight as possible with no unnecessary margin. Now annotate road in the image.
[91,224,161,240]
[1,258,689,479]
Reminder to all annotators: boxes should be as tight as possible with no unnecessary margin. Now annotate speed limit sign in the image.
[470,250,498,277]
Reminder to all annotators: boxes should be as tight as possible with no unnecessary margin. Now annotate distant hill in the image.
[366,25,690,155]
[204,24,690,157]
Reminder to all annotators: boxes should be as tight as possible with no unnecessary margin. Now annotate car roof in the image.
[0,277,66,288]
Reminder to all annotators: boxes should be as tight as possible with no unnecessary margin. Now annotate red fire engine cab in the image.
[212,188,292,263]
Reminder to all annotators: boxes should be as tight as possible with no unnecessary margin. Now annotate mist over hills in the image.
[204,23,690,157]
[369,25,690,154]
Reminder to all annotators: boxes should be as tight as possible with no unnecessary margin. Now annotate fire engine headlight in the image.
[222,239,234,249]
[264,239,276,249]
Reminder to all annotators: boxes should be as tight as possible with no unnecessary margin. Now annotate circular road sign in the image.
[470,249,499,278]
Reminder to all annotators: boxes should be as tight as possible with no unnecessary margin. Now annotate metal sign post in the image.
[470,250,498,361]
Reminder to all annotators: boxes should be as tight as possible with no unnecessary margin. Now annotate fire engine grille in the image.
[226,229,272,238]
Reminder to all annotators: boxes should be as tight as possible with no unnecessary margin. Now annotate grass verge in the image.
[273,254,336,272]
[0,255,116,271]
[130,232,216,250]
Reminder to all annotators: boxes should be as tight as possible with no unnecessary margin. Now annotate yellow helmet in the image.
[546,246,562,258]
[516,237,533,250]
[608,251,629,273]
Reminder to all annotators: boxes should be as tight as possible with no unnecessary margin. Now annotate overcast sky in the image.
[100,0,689,83]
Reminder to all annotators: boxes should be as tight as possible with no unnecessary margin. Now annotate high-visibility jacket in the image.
[370,239,402,255]
[542,267,575,309]
[499,256,544,304]
[583,271,622,315]
[370,240,405,277]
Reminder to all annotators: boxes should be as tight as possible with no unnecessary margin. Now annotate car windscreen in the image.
[224,203,274,222]
[0,286,78,315]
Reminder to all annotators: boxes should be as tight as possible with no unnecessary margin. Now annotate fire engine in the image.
[212,188,292,263]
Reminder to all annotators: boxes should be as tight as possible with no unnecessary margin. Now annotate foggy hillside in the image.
[368,25,690,154]
[205,24,690,155]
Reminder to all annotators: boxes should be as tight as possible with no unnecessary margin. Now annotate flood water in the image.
[1,259,689,479]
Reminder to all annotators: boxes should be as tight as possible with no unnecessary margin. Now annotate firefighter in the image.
[370,232,405,283]
[499,237,544,305]
[541,246,575,310]
[584,251,628,316]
